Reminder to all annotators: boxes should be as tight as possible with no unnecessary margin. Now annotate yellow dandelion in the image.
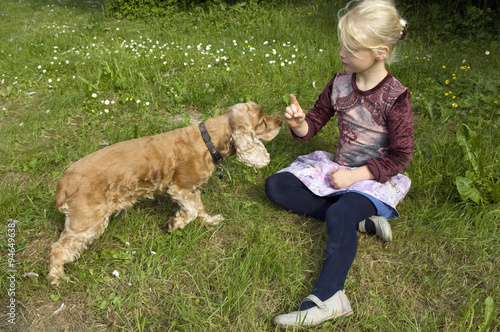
[452,103,458,108]
[442,65,446,69]
[445,80,450,84]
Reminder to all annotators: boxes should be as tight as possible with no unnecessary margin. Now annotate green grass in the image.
[1,0,499,331]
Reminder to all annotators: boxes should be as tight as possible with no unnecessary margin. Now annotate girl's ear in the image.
[377,45,390,60]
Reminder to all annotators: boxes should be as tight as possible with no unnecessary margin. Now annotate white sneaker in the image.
[273,290,353,328]
[359,216,393,242]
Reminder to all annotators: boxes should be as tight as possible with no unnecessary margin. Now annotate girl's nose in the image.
[339,45,346,59]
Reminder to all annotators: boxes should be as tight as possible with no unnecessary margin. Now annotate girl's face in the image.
[338,45,379,74]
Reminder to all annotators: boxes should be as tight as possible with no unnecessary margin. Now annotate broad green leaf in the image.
[455,176,483,204]
[478,296,495,332]
[456,124,481,174]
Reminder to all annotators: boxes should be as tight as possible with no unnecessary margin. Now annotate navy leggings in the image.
[265,171,376,309]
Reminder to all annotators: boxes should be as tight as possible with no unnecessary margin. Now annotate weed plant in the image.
[1,0,499,331]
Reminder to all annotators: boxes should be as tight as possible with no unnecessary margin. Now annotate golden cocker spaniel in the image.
[48,102,281,285]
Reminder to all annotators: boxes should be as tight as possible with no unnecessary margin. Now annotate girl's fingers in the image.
[290,94,300,108]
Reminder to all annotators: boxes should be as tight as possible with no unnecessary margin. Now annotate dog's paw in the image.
[167,217,187,233]
[205,214,224,226]
[48,273,71,286]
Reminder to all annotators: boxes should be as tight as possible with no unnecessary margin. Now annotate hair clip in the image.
[399,24,407,41]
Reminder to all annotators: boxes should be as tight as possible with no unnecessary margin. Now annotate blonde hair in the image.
[337,0,407,64]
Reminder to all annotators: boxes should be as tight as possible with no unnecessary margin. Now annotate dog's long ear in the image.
[231,129,270,169]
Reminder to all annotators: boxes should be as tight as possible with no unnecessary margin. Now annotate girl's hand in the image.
[330,166,376,189]
[285,94,306,128]
[330,168,356,189]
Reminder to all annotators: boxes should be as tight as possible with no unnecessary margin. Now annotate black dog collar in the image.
[199,122,225,164]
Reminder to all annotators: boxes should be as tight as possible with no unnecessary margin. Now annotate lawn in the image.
[1,0,499,331]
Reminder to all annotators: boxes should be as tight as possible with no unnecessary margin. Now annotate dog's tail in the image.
[55,171,78,213]
[55,181,69,213]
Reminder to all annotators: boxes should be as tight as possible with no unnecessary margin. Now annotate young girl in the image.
[266,0,413,327]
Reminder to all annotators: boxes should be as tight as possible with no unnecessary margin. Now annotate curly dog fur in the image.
[48,102,281,285]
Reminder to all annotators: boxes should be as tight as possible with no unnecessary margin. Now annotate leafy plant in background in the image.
[455,123,500,204]
[406,54,500,122]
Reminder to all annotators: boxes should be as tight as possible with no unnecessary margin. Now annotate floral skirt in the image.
[277,151,411,219]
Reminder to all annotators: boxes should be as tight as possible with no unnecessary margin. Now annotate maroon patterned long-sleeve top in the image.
[292,72,414,183]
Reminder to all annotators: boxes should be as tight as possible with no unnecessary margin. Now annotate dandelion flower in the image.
[442,65,446,69]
